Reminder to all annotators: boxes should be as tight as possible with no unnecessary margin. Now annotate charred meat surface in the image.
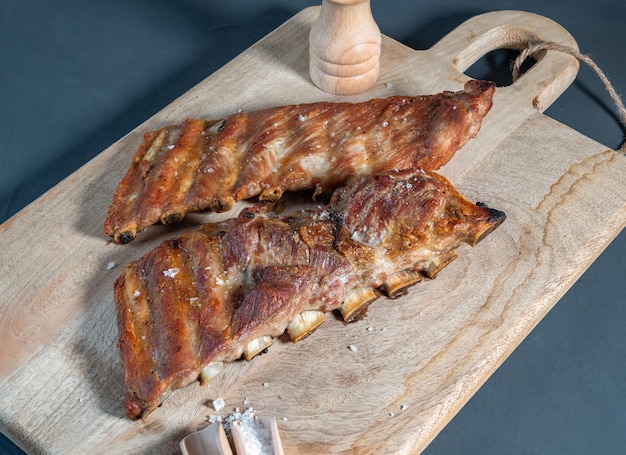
[114,169,505,419]
[104,80,495,243]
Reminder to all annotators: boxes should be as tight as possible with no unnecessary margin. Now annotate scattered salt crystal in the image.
[366,327,374,332]
[382,120,389,127]
[400,404,409,411]
[167,144,175,149]
[216,278,225,286]
[208,414,223,424]
[212,397,226,411]
[107,261,116,270]
[133,290,141,297]
[281,416,288,421]
[348,345,358,352]
[262,382,269,388]
[298,114,306,122]
[389,412,395,417]
[163,268,180,278]
[386,82,394,89]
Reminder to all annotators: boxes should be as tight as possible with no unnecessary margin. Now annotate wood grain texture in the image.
[0,8,624,454]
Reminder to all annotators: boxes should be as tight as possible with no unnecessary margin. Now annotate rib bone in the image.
[243,336,274,361]
[422,251,459,279]
[287,310,326,342]
[340,288,380,323]
[381,270,424,298]
[199,362,225,385]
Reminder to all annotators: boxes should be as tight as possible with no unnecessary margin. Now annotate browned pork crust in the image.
[114,169,505,419]
[104,80,495,244]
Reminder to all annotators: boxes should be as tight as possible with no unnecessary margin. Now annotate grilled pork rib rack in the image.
[114,169,505,419]
[104,80,495,244]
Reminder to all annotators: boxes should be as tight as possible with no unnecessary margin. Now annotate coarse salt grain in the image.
[348,345,357,352]
[208,414,223,424]
[107,261,116,270]
[211,397,226,411]
[400,404,409,411]
[163,268,179,278]
[133,290,141,297]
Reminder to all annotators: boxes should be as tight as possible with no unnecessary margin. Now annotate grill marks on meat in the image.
[114,169,505,419]
[104,80,495,244]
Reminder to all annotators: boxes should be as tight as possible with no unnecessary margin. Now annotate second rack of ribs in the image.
[104,80,495,244]
[114,168,505,419]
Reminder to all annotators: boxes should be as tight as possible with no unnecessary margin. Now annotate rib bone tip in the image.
[243,335,274,361]
[199,362,225,385]
[381,270,424,298]
[340,288,379,323]
[287,310,326,342]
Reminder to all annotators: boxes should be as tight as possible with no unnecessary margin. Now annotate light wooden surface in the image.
[0,8,624,455]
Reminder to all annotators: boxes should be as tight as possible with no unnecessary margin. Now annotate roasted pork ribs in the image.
[104,80,495,244]
[114,169,505,419]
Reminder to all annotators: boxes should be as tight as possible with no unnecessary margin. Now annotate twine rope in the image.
[512,42,626,153]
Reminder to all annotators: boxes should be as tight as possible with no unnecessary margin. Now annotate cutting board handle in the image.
[430,10,580,112]
[431,11,582,182]
[309,0,381,95]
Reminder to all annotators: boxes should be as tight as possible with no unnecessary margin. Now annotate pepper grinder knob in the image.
[309,0,381,95]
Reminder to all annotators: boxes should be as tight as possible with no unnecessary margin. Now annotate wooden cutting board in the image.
[1,8,624,454]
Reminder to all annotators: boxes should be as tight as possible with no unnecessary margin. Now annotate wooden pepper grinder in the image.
[309,0,381,95]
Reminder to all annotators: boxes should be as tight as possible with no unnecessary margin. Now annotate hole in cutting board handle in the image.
[450,23,548,86]
[464,48,536,87]
[436,12,579,113]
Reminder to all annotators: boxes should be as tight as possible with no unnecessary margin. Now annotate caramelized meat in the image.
[114,169,505,419]
[104,80,495,243]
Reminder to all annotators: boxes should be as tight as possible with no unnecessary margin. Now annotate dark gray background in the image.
[1,1,624,453]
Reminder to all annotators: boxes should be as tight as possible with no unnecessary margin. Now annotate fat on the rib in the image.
[104,80,495,244]
[114,168,505,419]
